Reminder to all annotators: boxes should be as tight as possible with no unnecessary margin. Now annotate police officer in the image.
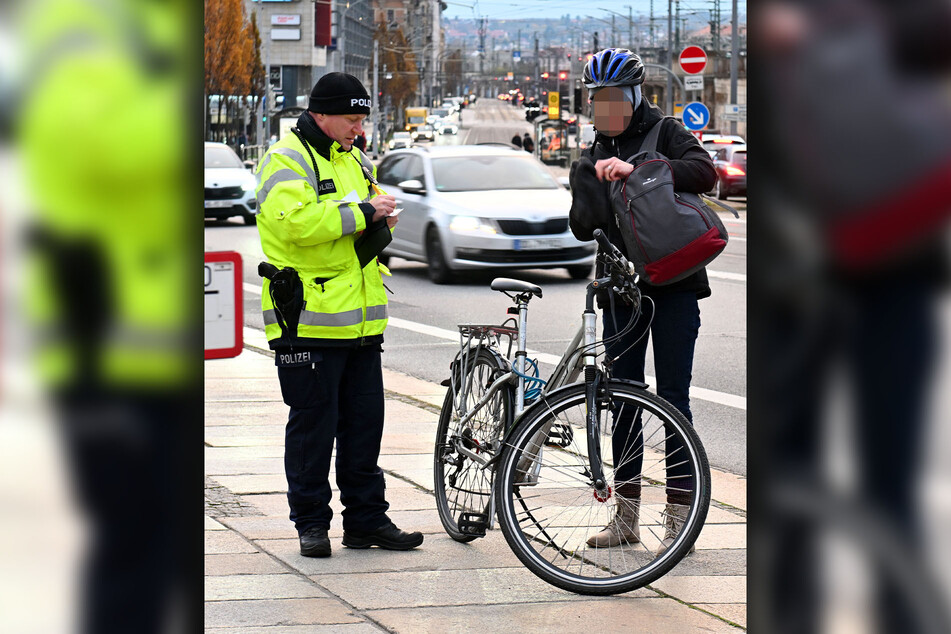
[255,72,422,558]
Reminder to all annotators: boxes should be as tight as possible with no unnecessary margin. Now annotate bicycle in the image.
[433,229,711,595]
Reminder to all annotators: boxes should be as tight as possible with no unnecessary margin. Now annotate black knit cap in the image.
[308,72,372,115]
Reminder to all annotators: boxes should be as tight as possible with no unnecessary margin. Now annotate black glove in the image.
[568,156,613,241]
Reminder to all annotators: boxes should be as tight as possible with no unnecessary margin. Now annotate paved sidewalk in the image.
[205,330,747,632]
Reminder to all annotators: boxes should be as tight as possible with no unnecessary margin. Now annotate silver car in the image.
[376,145,595,283]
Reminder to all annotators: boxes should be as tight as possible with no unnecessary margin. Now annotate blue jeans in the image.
[602,290,701,503]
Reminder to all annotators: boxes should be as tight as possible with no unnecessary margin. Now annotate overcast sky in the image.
[443,0,747,22]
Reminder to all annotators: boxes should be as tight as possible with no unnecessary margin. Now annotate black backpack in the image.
[609,118,738,285]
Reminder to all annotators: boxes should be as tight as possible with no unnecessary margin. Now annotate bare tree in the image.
[204,0,253,142]
[371,22,419,133]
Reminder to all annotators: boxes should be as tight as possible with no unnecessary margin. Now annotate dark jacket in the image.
[569,100,718,299]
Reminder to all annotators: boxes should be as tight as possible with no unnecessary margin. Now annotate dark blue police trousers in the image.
[277,345,390,535]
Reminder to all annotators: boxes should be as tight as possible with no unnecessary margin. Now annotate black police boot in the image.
[299,527,331,558]
[342,523,424,551]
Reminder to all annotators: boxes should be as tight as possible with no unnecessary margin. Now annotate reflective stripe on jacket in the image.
[255,133,388,345]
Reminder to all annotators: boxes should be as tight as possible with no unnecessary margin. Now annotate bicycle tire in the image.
[434,347,512,542]
[494,380,710,595]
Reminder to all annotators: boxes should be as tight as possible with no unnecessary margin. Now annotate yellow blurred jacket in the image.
[20,0,192,389]
[255,131,389,347]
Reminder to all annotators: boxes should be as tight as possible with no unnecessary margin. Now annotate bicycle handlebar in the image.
[592,229,619,260]
[592,229,638,281]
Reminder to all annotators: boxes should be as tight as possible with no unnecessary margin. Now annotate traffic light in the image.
[541,72,549,79]
[558,71,568,81]
[573,87,582,114]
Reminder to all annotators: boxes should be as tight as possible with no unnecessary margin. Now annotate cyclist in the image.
[568,48,717,552]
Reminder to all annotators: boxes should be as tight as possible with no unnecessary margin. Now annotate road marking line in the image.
[707,270,746,282]
[242,286,746,410]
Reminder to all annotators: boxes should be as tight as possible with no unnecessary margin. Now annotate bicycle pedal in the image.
[545,422,574,448]
[457,512,489,537]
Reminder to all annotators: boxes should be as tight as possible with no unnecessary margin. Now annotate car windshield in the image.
[205,145,243,168]
[732,150,747,167]
[431,155,559,192]
[394,132,410,139]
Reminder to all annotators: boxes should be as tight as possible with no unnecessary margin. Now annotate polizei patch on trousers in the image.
[275,350,318,367]
[317,179,337,195]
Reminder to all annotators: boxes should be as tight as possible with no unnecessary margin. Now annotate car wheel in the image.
[567,264,593,280]
[426,226,454,284]
[243,212,257,225]
[715,179,728,200]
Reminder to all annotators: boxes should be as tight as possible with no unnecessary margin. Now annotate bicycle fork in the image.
[581,304,609,496]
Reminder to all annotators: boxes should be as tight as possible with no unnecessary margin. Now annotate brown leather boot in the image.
[658,503,696,554]
[586,484,641,548]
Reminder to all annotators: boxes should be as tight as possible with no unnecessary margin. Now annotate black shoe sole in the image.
[300,544,331,558]
[342,534,423,551]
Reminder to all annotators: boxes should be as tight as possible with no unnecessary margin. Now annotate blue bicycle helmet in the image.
[582,48,645,91]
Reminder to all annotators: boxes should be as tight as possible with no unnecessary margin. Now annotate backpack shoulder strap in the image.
[639,116,672,154]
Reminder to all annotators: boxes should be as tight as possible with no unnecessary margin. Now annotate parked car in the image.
[375,145,596,283]
[388,131,412,150]
[412,124,436,142]
[204,142,257,224]
[709,144,747,199]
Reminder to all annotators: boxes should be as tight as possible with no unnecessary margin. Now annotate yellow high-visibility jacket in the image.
[255,127,389,347]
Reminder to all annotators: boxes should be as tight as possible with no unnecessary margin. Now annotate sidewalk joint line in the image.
[646,585,748,631]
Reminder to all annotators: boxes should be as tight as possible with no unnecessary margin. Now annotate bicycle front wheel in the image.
[495,380,710,595]
[434,348,512,542]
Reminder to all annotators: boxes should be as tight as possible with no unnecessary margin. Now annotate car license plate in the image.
[514,238,561,251]
[205,200,231,208]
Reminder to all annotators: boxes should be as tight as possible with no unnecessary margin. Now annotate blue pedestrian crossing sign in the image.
[682,102,710,131]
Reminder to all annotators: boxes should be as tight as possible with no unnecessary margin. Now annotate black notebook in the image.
[354,221,393,268]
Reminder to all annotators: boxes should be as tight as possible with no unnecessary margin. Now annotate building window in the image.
[387,9,394,23]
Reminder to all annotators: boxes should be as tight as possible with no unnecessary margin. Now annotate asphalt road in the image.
[205,98,747,476]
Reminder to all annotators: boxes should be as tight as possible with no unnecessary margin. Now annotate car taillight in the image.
[724,164,745,176]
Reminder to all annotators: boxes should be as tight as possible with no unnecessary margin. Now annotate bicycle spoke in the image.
[495,382,710,594]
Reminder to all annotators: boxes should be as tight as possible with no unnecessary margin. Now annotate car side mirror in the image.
[243,160,255,170]
[398,179,426,195]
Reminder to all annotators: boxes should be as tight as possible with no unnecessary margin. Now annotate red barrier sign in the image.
[679,46,707,74]
[205,251,243,359]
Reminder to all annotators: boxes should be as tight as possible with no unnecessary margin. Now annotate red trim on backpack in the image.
[830,159,951,269]
[644,227,726,284]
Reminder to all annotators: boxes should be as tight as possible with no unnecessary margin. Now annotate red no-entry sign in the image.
[679,46,707,75]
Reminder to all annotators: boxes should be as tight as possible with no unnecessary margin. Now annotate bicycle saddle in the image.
[490,278,543,298]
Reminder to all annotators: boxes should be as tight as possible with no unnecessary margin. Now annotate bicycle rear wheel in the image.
[434,348,512,542]
[494,380,710,594]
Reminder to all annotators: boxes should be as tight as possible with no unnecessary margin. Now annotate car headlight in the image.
[241,179,256,192]
[449,216,497,235]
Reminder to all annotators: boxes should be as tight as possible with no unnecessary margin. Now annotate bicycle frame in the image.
[449,273,618,496]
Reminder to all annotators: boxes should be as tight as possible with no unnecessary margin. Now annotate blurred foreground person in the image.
[15,0,200,632]
[752,0,951,632]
